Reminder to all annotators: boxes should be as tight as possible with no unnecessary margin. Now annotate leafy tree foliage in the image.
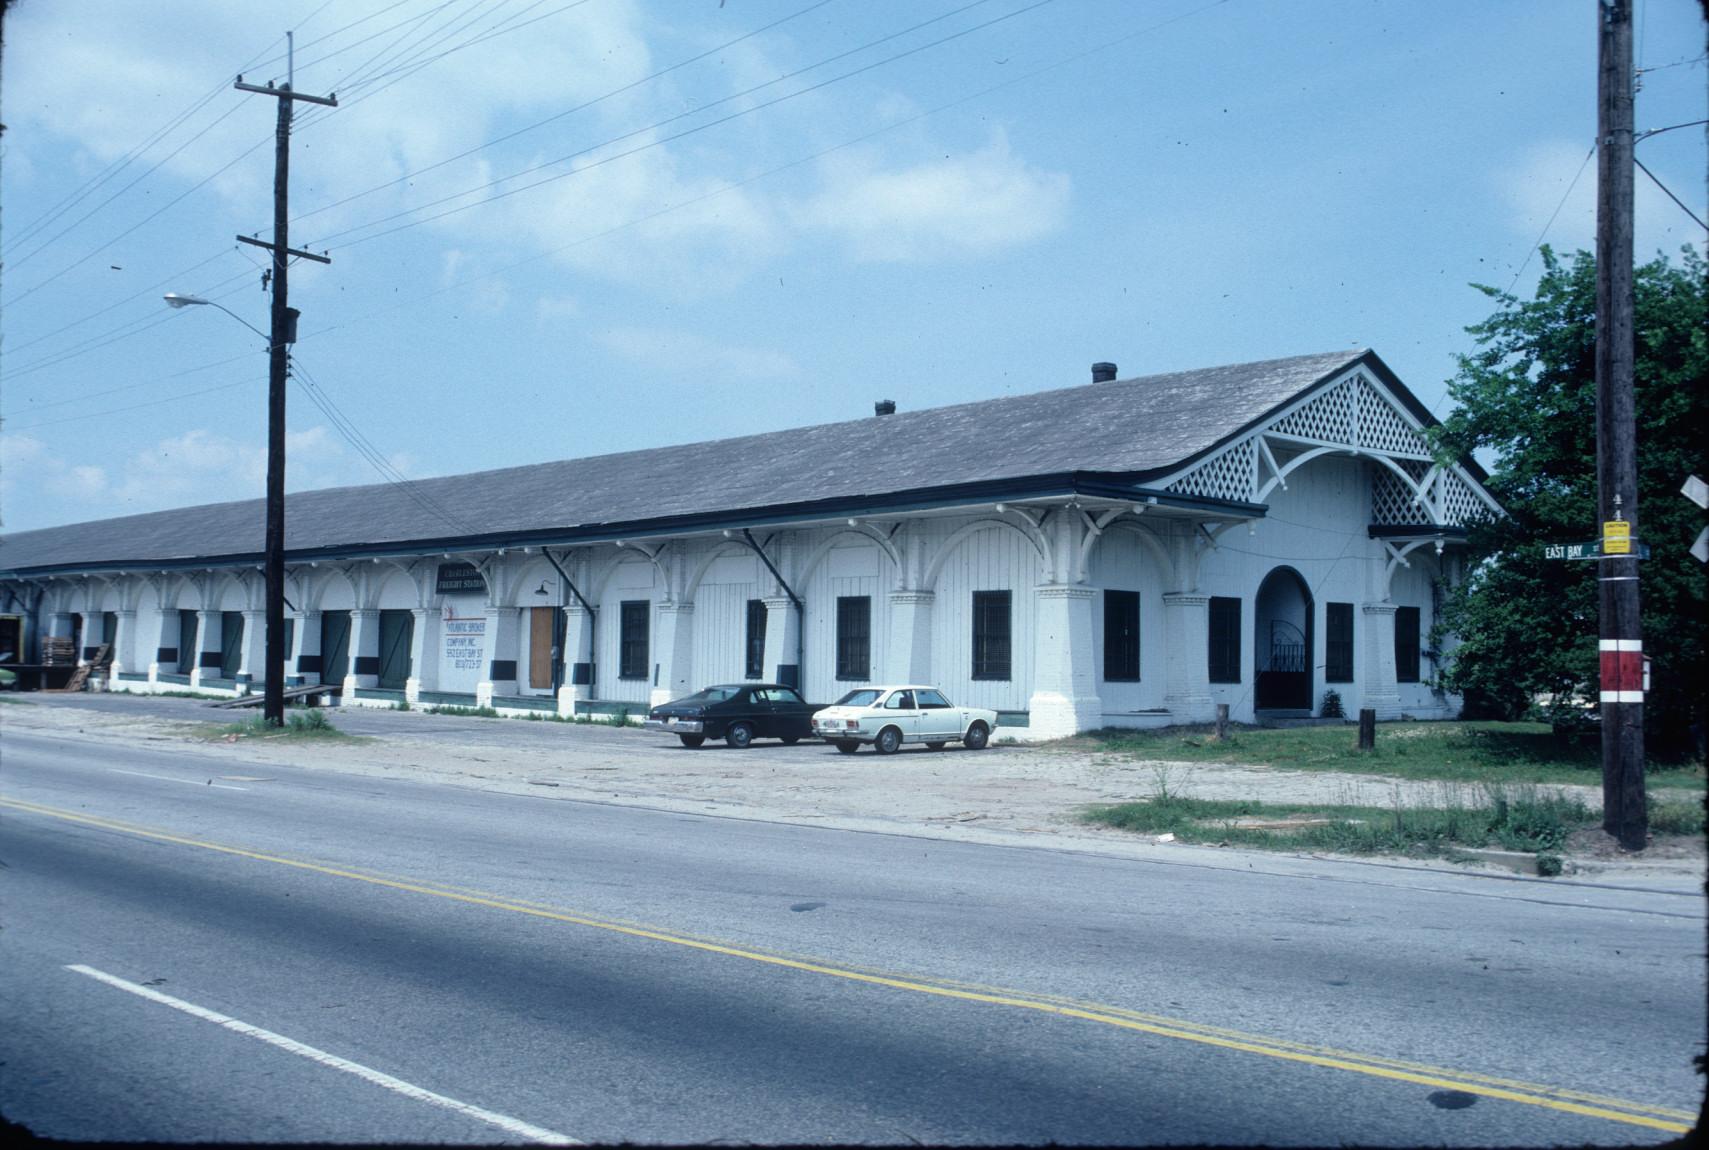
[1431,246,1706,755]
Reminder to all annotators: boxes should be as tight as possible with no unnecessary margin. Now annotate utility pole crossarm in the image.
[236,234,331,264]
[234,78,338,107]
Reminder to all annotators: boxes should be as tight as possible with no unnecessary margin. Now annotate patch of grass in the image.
[1082,721,1705,789]
[203,709,352,741]
[424,705,500,719]
[1082,780,1604,861]
[1648,796,1707,836]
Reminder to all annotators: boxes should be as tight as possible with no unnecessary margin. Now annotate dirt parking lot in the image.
[4,693,1700,885]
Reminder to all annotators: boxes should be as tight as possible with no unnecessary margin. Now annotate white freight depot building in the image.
[0,350,1500,738]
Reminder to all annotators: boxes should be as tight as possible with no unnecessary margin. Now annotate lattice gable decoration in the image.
[1156,369,1501,527]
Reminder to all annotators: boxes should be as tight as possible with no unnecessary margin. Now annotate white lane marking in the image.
[66,964,579,1145]
[109,769,247,791]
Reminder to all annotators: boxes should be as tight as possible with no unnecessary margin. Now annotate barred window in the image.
[619,600,649,680]
[745,599,767,679]
[1103,590,1140,682]
[836,596,870,681]
[1209,596,1242,683]
[1395,606,1421,683]
[972,591,1012,681]
[1325,602,1354,683]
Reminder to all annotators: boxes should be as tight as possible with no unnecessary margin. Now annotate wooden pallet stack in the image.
[46,642,112,692]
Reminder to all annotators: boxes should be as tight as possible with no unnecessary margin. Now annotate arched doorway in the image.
[1255,567,1313,711]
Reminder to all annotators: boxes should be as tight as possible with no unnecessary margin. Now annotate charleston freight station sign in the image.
[435,562,487,595]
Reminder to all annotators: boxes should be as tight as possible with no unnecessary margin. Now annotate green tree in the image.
[1431,246,1706,756]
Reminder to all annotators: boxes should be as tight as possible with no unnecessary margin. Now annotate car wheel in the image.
[678,734,705,748]
[781,736,801,745]
[873,726,902,755]
[925,741,946,751]
[963,722,990,750]
[834,740,859,754]
[726,722,754,749]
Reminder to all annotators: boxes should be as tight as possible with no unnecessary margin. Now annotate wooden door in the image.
[528,606,555,689]
[378,610,414,689]
[320,611,351,685]
[220,611,244,678]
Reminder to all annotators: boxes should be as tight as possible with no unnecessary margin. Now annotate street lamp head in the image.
[163,292,211,309]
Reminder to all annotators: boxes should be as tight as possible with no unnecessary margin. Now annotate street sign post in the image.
[1544,540,1649,560]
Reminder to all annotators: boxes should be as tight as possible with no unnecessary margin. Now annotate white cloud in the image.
[794,129,1071,263]
[3,0,658,239]
[599,326,798,380]
[1,424,396,526]
[484,136,782,293]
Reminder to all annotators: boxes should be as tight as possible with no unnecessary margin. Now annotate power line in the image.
[1506,142,1597,297]
[3,350,258,417]
[291,0,836,225]
[307,0,1050,250]
[10,0,1230,435]
[297,0,1231,346]
[4,377,261,433]
[5,0,764,375]
[5,81,233,256]
[288,355,480,536]
[1634,156,1707,231]
[3,33,285,255]
[1,266,259,383]
[1,130,275,310]
[294,0,574,134]
[1,249,238,358]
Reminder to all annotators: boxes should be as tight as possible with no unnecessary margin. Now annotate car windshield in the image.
[680,686,742,704]
[833,689,883,707]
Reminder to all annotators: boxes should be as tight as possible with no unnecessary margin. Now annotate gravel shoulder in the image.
[4,695,1701,887]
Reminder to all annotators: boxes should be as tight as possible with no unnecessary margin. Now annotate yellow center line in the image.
[4,795,1692,1134]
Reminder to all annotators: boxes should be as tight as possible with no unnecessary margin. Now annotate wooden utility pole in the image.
[1594,0,1646,849]
[234,38,335,726]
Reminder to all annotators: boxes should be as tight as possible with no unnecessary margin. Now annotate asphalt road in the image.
[2,724,1701,1144]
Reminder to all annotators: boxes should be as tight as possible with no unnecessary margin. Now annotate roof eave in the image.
[0,472,1268,578]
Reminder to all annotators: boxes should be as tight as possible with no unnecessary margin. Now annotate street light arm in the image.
[163,293,270,343]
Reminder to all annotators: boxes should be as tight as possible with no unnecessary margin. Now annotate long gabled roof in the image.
[3,349,1425,574]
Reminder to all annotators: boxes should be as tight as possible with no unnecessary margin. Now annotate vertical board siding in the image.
[803,540,889,698]
[929,523,1036,712]
[692,551,760,688]
[598,558,656,703]
[1087,529,1166,712]
[693,582,756,687]
[1390,556,1442,710]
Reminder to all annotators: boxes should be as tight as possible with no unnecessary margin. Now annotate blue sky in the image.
[3,0,1704,534]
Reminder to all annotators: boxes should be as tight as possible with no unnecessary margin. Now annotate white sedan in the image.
[811,685,998,754]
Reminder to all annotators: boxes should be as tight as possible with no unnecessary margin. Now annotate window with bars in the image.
[745,599,767,679]
[1208,596,1242,683]
[1325,602,1354,683]
[971,590,1012,680]
[1103,590,1140,681]
[1395,606,1422,683]
[835,596,870,681]
[619,600,649,680]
